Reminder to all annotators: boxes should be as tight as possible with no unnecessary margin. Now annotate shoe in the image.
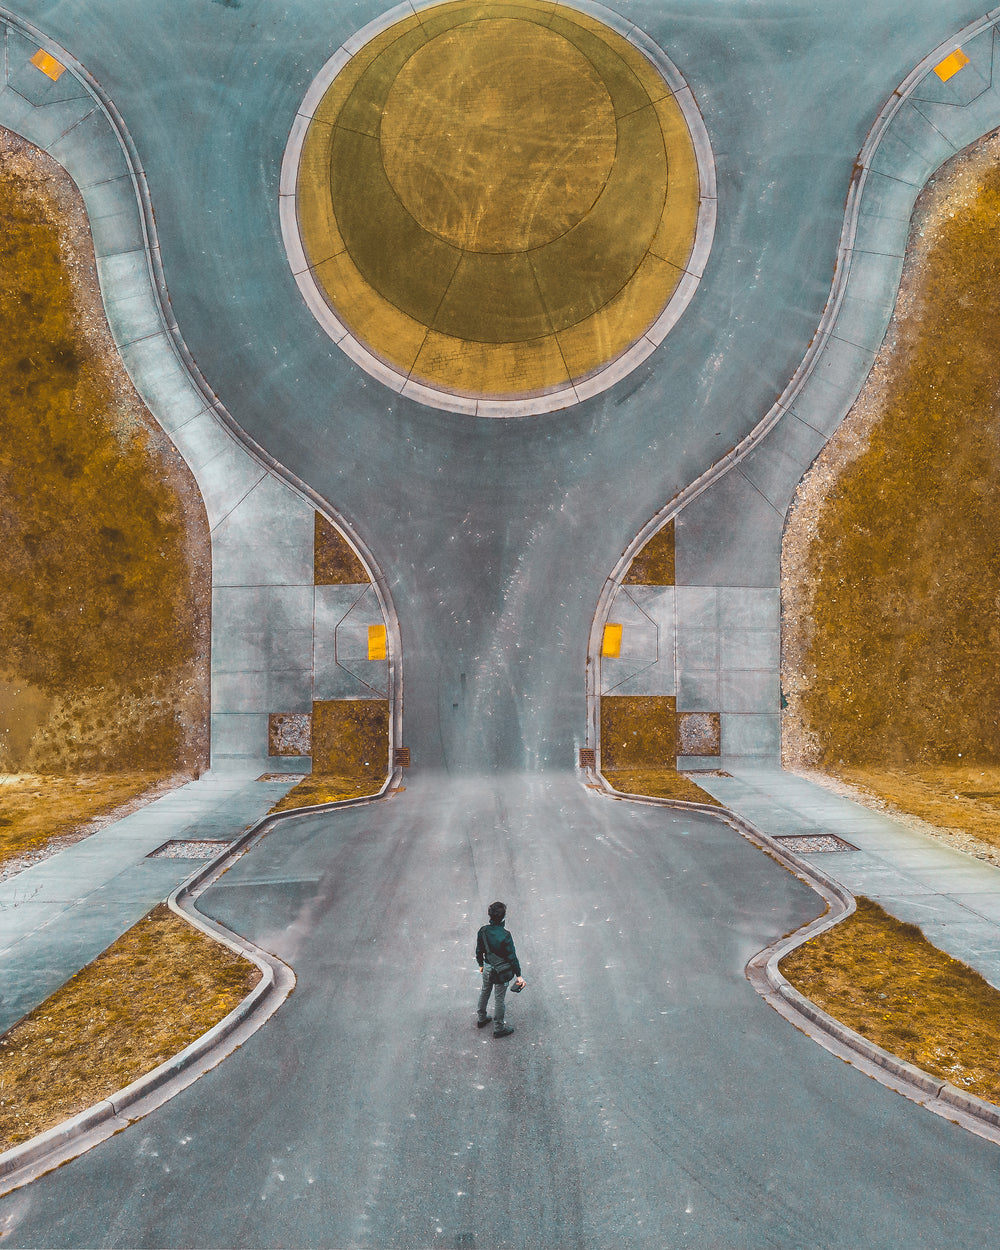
[477,1016,493,1028]
[493,1025,514,1038]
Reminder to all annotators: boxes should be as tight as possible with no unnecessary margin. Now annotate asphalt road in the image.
[5,3,1000,1244]
[7,0,990,770]
[2,773,1000,1248]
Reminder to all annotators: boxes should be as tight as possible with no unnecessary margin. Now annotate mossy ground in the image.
[602,768,721,805]
[314,513,369,585]
[0,904,259,1152]
[600,695,676,771]
[623,518,674,585]
[782,132,1000,838]
[781,896,1000,1106]
[0,129,208,860]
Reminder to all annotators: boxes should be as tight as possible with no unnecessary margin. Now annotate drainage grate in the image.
[774,834,858,854]
[147,839,235,860]
[256,773,305,782]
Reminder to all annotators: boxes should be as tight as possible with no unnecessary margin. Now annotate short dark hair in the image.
[488,901,507,924]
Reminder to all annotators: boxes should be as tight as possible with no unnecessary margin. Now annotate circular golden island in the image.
[289,0,708,413]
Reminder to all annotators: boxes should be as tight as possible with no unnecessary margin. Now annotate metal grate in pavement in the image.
[774,834,858,854]
[147,839,235,860]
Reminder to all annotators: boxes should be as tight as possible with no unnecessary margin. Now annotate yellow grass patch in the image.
[268,772,382,814]
[781,896,1000,1107]
[270,700,390,813]
[602,768,721,805]
[314,513,369,586]
[834,765,1000,850]
[623,518,675,585]
[296,1,696,400]
[0,904,259,1152]
[600,695,676,770]
[0,772,177,870]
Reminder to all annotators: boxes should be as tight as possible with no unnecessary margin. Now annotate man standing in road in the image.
[475,900,525,1038]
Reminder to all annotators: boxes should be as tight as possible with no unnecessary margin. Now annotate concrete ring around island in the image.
[279,0,717,416]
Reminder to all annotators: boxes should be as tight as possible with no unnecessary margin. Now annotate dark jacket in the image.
[476,923,521,977]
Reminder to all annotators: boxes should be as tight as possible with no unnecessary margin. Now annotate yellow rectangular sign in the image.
[602,623,623,658]
[934,49,970,82]
[368,624,387,661]
[30,49,65,81]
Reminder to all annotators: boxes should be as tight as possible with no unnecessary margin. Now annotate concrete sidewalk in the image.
[697,767,1000,990]
[0,770,300,1035]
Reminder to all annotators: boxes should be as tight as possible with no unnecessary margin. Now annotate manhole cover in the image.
[147,840,235,860]
[774,834,858,854]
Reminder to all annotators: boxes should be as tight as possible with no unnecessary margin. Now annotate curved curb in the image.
[279,0,717,417]
[584,5,1000,758]
[585,772,1000,1147]
[0,5,404,760]
[0,769,404,1198]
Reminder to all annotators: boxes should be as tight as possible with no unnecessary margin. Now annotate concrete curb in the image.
[588,772,1000,1147]
[583,5,1000,761]
[0,770,404,1198]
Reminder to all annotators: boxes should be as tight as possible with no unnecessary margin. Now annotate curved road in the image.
[3,774,1000,1248]
[6,0,986,769]
[3,0,1000,1245]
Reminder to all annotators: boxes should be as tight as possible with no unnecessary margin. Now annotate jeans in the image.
[477,968,508,1030]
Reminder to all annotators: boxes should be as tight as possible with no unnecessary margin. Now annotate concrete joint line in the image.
[0,768,405,1198]
[206,470,268,535]
[41,104,99,153]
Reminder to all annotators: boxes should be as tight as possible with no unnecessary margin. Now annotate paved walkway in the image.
[6,761,1000,1040]
[0,770,299,1035]
[697,767,1000,989]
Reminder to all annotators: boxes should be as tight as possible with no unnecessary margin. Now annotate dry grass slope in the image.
[0,128,209,865]
[783,134,1000,773]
